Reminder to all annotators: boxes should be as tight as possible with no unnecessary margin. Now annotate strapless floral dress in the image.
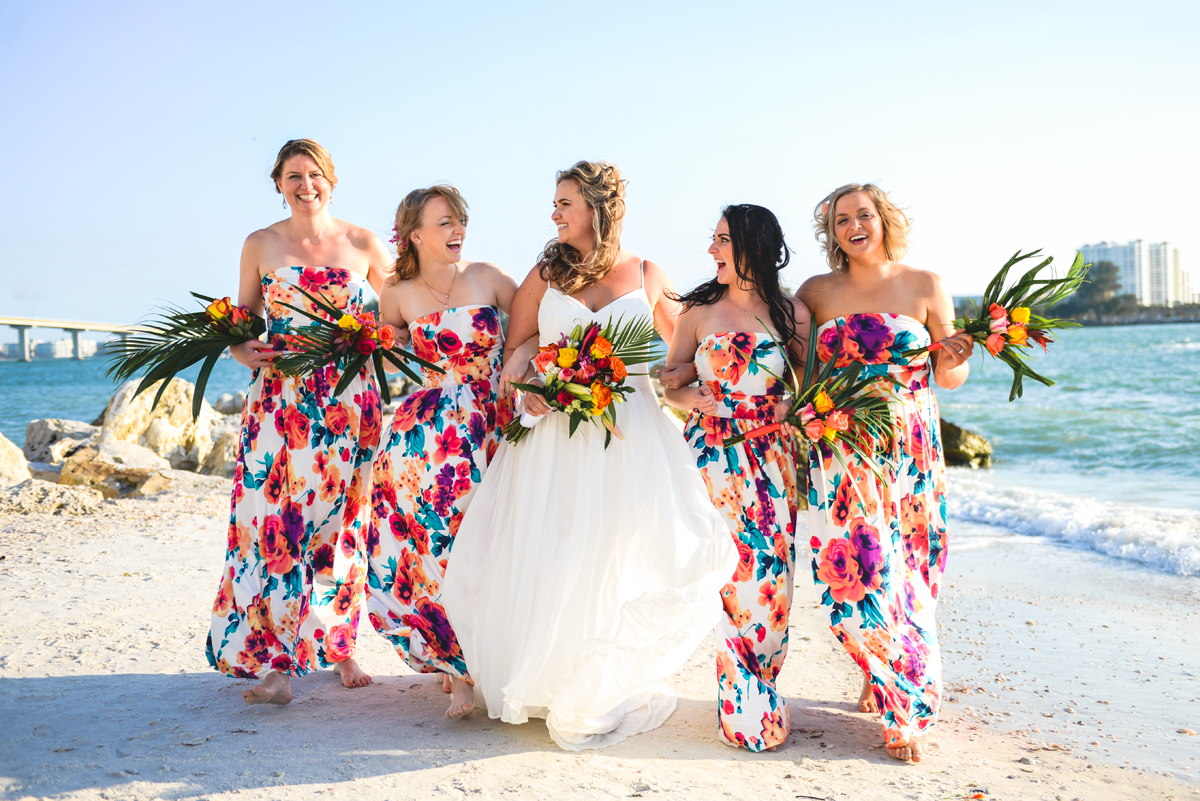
[207,266,381,679]
[806,313,947,748]
[364,305,509,680]
[682,332,801,752]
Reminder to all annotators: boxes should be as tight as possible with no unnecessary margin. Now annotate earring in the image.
[282,198,288,209]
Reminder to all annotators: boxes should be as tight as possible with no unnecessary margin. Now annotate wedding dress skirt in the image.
[440,284,738,750]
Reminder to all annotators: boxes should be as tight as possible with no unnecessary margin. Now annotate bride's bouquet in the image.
[901,249,1088,401]
[273,288,443,404]
[106,294,267,419]
[724,319,898,479]
[504,316,658,448]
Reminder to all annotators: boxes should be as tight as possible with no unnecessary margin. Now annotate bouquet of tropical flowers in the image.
[902,249,1088,401]
[504,315,658,448]
[273,288,443,405]
[724,319,898,479]
[106,294,267,419]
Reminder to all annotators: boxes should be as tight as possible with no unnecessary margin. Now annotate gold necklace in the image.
[419,264,459,309]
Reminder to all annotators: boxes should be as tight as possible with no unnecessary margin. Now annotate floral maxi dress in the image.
[365,305,508,679]
[207,266,381,679]
[807,313,948,748]
[683,332,800,752]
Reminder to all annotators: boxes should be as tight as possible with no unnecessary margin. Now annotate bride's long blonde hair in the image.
[537,160,627,295]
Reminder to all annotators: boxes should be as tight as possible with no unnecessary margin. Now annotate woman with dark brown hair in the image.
[440,161,737,750]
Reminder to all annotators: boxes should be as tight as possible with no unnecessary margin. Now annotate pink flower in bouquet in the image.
[985,332,1006,355]
[797,402,816,424]
[804,419,825,441]
[559,367,575,381]
[988,303,1009,333]
[534,350,557,373]
[357,339,377,354]
[576,364,596,383]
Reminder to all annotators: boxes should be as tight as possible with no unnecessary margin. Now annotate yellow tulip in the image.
[814,390,834,414]
[1011,307,1031,325]
[337,314,362,332]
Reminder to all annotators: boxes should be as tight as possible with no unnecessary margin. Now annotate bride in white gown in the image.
[440,161,738,750]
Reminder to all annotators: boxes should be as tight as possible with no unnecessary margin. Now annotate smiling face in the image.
[708,217,737,285]
[276,154,332,214]
[832,191,885,262]
[411,195,466,264]
[551,179,595,252]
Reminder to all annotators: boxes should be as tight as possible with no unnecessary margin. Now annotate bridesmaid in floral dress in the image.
[207,139,390,705]
[664,205,809,752]
[365,185,532,718]
[795,183,975,761]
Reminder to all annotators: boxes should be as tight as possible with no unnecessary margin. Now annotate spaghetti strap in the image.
[639,260,646,290]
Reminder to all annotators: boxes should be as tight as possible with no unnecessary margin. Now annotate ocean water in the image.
[1,323,1198,575]
[935,322,1200,576]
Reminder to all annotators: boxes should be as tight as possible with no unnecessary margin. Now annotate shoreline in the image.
[1,488,1197,800]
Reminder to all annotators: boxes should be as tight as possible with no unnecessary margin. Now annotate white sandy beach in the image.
[1,484,1198,801]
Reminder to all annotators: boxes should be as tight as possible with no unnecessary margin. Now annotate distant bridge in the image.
[0,316,141,361]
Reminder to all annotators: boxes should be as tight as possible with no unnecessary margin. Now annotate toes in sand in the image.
[886,736,923,763]
[333,658,372,689]
[858,673,879,714]
[446,677,475,719]
[442,674,453,694]
[242,672,293,706]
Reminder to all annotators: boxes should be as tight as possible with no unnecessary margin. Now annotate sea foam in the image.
[948,472,1200,577]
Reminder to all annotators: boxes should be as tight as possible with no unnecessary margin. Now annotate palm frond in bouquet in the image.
[902,249,1088,401]
[503,314,657,448]
[272,288,443,405]
[105,294,266,419]
[722,318,899,479]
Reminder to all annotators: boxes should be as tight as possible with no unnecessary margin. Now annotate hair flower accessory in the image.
[389,225,407,249]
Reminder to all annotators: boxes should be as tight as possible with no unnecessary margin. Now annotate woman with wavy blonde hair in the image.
[794,183,975,762]
[441,161,737,750]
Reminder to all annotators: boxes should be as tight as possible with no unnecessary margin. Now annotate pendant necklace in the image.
[420,264,458,309]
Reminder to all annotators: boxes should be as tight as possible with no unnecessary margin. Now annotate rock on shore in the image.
[100,378,216,470]
[0,432,32,486]
[0,478,104,515]
[941,419,993,468]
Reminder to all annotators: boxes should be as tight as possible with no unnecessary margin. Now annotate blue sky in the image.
[1,0,1197,341]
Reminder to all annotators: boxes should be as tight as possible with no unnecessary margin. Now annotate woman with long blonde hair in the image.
[795,183,974,762]
[440,161,737,750]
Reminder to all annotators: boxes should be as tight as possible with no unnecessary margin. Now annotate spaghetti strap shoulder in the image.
[639,260,646,289]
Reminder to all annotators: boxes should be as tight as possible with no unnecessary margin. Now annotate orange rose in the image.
[590,381,612,409]
[377,324,396,350]
[1006,323,1027,346]
[206,296,232,321]
[533,350,557,373]
[609,356,627,381]
[590,336,613,358]
[986,332,1006,355]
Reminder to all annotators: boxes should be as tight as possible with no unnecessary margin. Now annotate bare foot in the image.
[242,671,293,705]
[442,674,452,694]
[858,672,878,713]
[332,658,371,689]
[887,735,924,762]
[446,677,474,719]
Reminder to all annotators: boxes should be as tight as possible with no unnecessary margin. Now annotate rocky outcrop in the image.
[59,440,171,499]
[23,418,100,464]
[941,419,993,468]
[199,413,241,478]
[0,479,105,515]
[213,391,247,415]
[100,378,215,470]
[0,432,32,486]
[131,468,233,498]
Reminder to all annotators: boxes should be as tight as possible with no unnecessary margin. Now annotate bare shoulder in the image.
[518,264,550,300]
[342,220,383,251]
[795,271,836,301]
[897,262,944,292]
[465,260,503,279]
[786,294,812,324]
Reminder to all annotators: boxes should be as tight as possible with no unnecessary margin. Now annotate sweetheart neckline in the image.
[548,285,647,317]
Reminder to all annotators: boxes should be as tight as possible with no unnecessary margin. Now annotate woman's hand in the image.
[691,384,719,416]
[520,380,552,418]
[231,340,276,370]
[499,353,534,398]
[934,331,975,372]
[657,362,698,390]
[775,398,800,439]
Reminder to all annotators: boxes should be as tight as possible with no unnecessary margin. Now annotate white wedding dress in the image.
[440,272,738,750]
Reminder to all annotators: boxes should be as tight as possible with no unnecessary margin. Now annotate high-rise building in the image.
[1078,240,1150,304]
[1147,242,1178,307]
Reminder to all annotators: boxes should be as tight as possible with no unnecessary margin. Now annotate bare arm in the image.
[662,307,717,415]
[499,266,551,414]
[362,232,392,300]
[643,260,681,343]
[231,232,276,369]
[924,272,972,390]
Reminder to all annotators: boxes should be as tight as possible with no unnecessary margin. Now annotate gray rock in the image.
[0,431,32,486]
[213,391,247,415]
[940,419,993,468]
[23,419,100,464]
[100,378,215,470]
[0,479,105,515]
